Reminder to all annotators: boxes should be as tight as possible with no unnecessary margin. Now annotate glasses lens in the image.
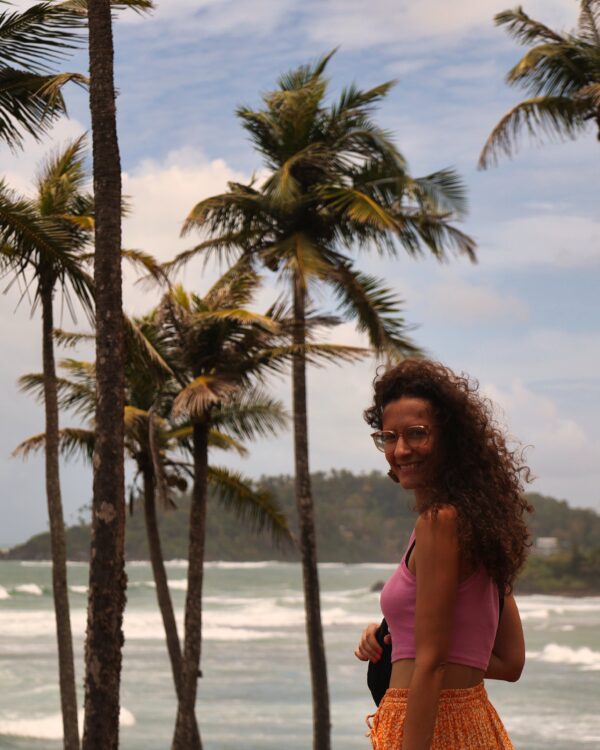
[404,426,429,447]
[372,431,395,451]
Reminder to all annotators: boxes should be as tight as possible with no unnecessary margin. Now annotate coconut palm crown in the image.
[173,52,475,354]
[480,1,600,168]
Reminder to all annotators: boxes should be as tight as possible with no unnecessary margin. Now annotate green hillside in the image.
[4,470,600,593]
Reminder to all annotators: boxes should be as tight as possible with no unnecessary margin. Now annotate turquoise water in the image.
[0,560,599,749]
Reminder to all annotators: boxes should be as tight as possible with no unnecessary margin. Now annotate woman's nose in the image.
[393,436,412,458]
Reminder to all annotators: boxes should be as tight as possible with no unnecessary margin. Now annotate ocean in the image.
[0,560,599,749]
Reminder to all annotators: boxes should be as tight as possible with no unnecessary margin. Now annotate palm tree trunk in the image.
[82,2,126,748]
[171,420,209,750]
[292,277,331,750]
[40,279,80,750]
[142,466,202,747]
[143,468,184,691]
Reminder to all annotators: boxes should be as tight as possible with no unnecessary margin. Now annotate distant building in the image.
[534,537,559,556]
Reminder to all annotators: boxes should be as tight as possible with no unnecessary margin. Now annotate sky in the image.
[1,0,600,545]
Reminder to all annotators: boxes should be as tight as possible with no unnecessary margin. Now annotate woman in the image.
[355,359,531,750]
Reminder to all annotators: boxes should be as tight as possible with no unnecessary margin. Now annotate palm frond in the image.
[124,314,175,379]
[192,308,281,333]
[579,0,600,45]
[506,43,591,97]
[53,328,94,348]
[0,2,84,73]
[479,96,587,168]
[276,48,336,92]
[324,187,400,231]
[171,376,240,419]
[494,8,566,45]
[13,426,94,462]
[208,465,293,547]
[408,168,469,218]
[203,255,259,308]
[257,342,369,368]
[209,387,288,441]
[207,429,248,456]
[122,248,169,286]
[329,263,420,358]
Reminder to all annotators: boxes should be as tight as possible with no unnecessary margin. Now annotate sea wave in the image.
[69,585,88,595]
[13,584,44,596]
[527,643,600,670]
[0,585,10,600]
[0,707,135,740]
[517,595,600,622]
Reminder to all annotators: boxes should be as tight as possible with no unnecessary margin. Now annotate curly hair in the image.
[364,358,533,593]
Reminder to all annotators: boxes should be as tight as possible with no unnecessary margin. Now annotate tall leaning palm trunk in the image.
[142,461,201,749]
[40,273,80,750]
[142,467,183,690]
[292,279,330,746]
[172,419,209,750]
[82,1,126,747]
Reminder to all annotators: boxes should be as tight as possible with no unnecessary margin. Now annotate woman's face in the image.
[381,396,442,501]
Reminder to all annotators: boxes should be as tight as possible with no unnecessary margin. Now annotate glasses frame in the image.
[370,425,431,452]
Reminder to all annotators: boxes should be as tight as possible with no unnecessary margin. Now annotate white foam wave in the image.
[517,595,600,617]
[0,610,87,638]
[167,580,187,591]
[0,707,135,740]
[14,584,43,596]
[164,559,188,568]
[204,561,281,569]
[69,585,88,595]
[528,643,600,670]
[0,585,10,600]
[203,626,286,641]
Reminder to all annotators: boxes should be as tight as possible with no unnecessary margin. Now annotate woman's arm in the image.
[485,593,525,681]
[402,507,460,750]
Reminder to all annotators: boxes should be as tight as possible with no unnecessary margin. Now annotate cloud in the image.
[303,0,577,50]
[483,380,600,488]
[427,279,528,323]
[485,214,600,269]
[121,147,250,312]
[122,0,295,35]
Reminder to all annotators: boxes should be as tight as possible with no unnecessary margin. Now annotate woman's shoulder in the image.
[415,504,458,533]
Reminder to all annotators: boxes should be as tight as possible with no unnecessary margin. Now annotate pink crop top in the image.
[380,529,499,670]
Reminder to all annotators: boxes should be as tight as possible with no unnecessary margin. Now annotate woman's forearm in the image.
[401,663,445,750]
[485,652,523,682]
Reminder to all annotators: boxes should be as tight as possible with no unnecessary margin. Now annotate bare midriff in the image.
[389,659,486,689]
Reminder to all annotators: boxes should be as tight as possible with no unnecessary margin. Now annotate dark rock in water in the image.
[371,580,385,592]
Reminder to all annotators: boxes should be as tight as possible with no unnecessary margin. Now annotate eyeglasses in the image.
[370,425,431,452]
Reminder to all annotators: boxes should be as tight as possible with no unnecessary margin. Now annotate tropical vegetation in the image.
[480,0,600,167]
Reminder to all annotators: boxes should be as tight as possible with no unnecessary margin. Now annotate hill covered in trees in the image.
[5,470,600,593]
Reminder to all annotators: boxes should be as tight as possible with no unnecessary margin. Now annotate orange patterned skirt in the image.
[366,683,514,749]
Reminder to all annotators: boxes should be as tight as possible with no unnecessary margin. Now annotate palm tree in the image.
[157,266,366,750]
[170,52,476,750]
[0,137,94,750]
[479,1,600,168]
[15,311,293,750]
